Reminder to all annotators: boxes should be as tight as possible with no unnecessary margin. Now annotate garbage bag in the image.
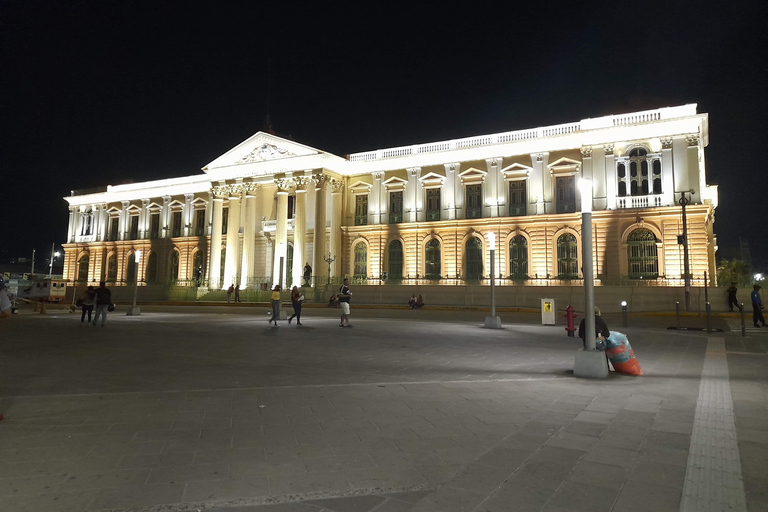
[605,331,643,376]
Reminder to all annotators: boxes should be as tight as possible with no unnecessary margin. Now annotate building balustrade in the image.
[616,194,665,209]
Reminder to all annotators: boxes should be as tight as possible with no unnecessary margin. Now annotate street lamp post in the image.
[48,243,60,277]
[484,232,502,329]
[679,191,692,311]
[127,250,141,316]
[324,253,336,285]
[573,178,607,378]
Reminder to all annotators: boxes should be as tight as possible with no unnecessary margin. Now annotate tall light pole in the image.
[127,250,141,316]
[484,231,502,329]
[573,178,607,378]
[48,243,60,277]
[678,191,692,311]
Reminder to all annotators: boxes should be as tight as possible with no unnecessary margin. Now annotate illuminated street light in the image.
[573,178,607,378]
[484,231,502,329]
[127,250,142,316]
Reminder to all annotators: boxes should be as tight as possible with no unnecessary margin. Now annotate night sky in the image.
[2,1,766,270]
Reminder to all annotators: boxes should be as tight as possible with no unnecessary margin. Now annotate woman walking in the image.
[288,286,304,325]
[269,285,281,327]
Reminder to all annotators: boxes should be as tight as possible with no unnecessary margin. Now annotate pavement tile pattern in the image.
[0,307,766,511]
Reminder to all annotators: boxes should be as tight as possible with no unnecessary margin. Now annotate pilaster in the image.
[485,158,502,217]
[661,137,675,206]
[161,195,171,239]
[407,168,421,222]
[603,145,616,210]
[312,173,329,282]
[183,193,194,237]
[119,200,130,241]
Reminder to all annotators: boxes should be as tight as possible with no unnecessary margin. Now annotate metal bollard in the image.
[676,301,680,330]
[705,302,711,333]
[740,302,746,337]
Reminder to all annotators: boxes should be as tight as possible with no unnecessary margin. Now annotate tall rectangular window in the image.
[109,217,119,241]
[389,191,403,224]
[555,176,576,213]
[172,211,182,237]
[287,195,295,220]
[221,208,229,235]
[195,210,206,236]
[149,213,160,239]
[465,185,482,219]
[355,195,368,226]
[426,189,441,221]
[508,181,527,216]
[129,216,139,240]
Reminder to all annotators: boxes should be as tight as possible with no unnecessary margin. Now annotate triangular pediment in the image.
[203,132,322,172]
[501,162,533,175]
[547,157,581,169]
[349,180,373,194]
[458,167,487,184]
[382,176,408,190]
[418,172,446,183]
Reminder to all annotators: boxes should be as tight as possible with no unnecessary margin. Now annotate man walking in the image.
[0,277,12,319]
[751,284,766,328]
[727,282,740,312]
[92,281,112,327]
[338,278,352,328]
[303,263,312,287]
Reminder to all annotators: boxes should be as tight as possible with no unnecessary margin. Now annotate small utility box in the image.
[541,298,556,325]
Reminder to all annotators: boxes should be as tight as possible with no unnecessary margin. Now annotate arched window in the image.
[425,239,441,278]
[77,255,89,283]
[106,254,117,284]
[169,251,180,282]
[557,234,578,279]
[146,252,158,283]
[509,235,528,278]
[353,242,367,279]
[388,240,403,278]
[126,253,137,284]
[465,237,483,280]
[627,229,659,279]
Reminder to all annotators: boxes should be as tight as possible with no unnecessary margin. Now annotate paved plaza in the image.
[0,305,766,512]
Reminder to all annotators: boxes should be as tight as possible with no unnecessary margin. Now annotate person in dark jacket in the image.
[751,285,766,328]
[92,281,112,327]
[80,286,96,325]
[727,282,740,312]
[578,307,610,349]
[288,286,303,325]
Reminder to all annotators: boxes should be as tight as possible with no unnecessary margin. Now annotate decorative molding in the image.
[458,167,487,184]
[293,176,312,191]
[661,137,674,149]
[242,182,260,195]
[686,134,699,147]
[603,144,615,155]
[236,143,295,164]
[330,179,345,194]
[382,176,408,191]
[211,185,230,199]
[273,178,292,194]
[580,146,593,158]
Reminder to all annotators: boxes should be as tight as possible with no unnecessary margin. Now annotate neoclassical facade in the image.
[63,104,718,290]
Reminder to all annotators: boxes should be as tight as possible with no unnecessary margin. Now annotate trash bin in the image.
[541,298,556,325]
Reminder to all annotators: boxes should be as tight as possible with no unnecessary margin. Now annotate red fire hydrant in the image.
[564,305,577,337]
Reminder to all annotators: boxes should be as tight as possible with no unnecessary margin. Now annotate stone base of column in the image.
[126,307,141,316]
[484,316,502,329]
[573,349,609,378]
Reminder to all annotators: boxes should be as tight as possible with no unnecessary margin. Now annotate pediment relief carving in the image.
[236,143,296,164]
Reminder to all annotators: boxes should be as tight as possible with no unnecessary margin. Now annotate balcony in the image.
[617,195,664,209]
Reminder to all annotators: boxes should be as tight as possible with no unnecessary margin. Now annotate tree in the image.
[716,259,751,287]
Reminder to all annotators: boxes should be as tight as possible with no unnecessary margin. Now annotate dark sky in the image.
[2,0,767,270]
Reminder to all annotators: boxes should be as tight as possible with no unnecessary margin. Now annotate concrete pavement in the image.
[0,305,766,511]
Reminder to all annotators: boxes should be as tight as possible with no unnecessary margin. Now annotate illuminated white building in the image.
[63,104,717,291]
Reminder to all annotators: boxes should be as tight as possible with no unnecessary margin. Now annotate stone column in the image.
[161,195,172,238]
[312,174,329,283]
[685,135,700,203]
[222,186,242,289]
[139,199,149,239]
[183,193,194,237]
[119,201,130,240]
[444,164,457,220]
[240,184,258,288]
[209,187,226,288]
[485,158,501,217]
[603,145,616,210]
[661,137,675,205]
[330,178,344,278]
[407,168,421,222]
[67,207,77,242]
[292,177,310,288]
[371,172,383,224]
[273,179,290,287]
